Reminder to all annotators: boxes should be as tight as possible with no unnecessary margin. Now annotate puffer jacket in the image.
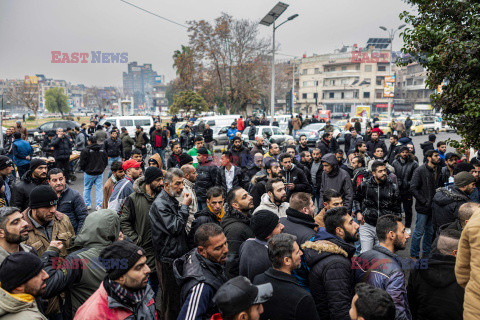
[57,186,88,234]
[420,141,434,157]
[253,193,289,218]
[319,154,354,212]
[353,176,401,227]
[0,288,47,320]
[195,161,218,203]
[120,176,158,271]
[410,164,444,215]
[174,249,228,320]
[41,209,120,320]
[103,137,124,158]
[432,187,471,232]
[230,145,251,167]
[366,139,387,158]
[12,171,48,212]
[180,130,195,150]
[51,135,73,160]
[73,281,157,320]
[221,207,254,278]
[354,245,412,320]
[302,228,356,320]
[250,172,268,207]
[12,138,33,167]
[149,189,190,262]
[392,154,419,194]
[282,164,312,200]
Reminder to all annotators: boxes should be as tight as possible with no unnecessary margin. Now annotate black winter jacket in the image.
[432,187,470,232]
[79,144,108,175]
[239,238,271,282]
[180,130,195,150]
[280,208,317,246]
[150,130,169,149]
[51,135,73,160]
[353,176,401,226]
[220,207,254,278]
[195,161,218,203]
[366,139,387,158]
[215,165,245,192]
[57,187,88,234]
[250,173,268,208]
[317,139,334,157]
[167,153,181,169]
[203,128,213,143]
[410,164,444,215]
[319,154,354,212]
[407,253,463,320]
[253,268,320,320]
[149,190,190,262]
[392,154,419,193]
[12,171,48,211]
[230,145,251,167]
[420,141,435,157]
[103,137,124,158]
[303,229,356,320]
[282,164,312,200]
[188,208,221,249]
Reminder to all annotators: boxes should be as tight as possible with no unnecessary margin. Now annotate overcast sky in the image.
[0,0,414,87]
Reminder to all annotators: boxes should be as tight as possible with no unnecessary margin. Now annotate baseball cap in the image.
[122,159,141,171]
[213,276,273,317]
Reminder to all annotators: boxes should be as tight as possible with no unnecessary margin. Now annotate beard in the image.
[124,275,149,292]
[393,235,406,251]
[273,194,287,204]
[5,229,29,244]
[24,280,46,297]
[343,228,359,244]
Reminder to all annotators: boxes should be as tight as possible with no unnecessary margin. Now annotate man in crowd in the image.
[408,229,463,320]
[175,223,229,320]
[0,207,35,262]
[227,122,239,141]
[366,132,387,158]
[281,192,317,247]
[189,186,225,244]
[167,142,183,169]
[317,132,335,156]
[310,148,323,207]
[3,127,14,160]
[93,125,107,144]
[74,241,156,319]
[12,131,33,179]
[149,168,192,320]
[346,128,363,155]
[188,136,206,169]
[353,161,401,253]
[245,153,264,186]
[354,141,370,163]
[41,132,55,158]
[441,152,460,186]
[119,127,135,160]
[392,146,419,234]
[134,125,150,159]
[221,187,254,278]
[420,134,436,157]
[74,126,86,152]
[297,134,311,154]
[433,171,476,232]
[253,233,320,320]
[13,159,48,211]
[349,283,396,320]
[319,153,353,213]
[239,210,284,281]
[51,128,74,183]
[180,125,195,151]
[107,159,142,213]
[279,153,311,201]
[250,159,282,207]
[203,123,214,154]
[216,151,244,193]
[302,207,359,319]
[253,178,288,218]
[0,252,49,319]
[251,136,265,157]
[103,129,124,177]
[87,121,96,136]
[314,189,343,228]
[80,136,108,211]
[151,123,170,169]
[48,168,87,234]
[0,156,14,206]
[102,161,124,209]
[14,120,28,140]
[355,214,411,320]
[231,136,250,167]
[410,150,444,260]
[195,147,218,210]
[386,135,399,164]
[264,143,280,162]
[436,141,447,166]
[178,164,199,233]
[121,166,164,295]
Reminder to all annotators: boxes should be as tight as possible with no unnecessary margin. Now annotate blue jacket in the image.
[227,128,238,140]
[12,138,33,167]
[354,245,412,320]
[57,186,88,233]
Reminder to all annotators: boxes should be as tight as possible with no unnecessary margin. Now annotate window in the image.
[314,68,319,74]
[120,119,134,126]
[376,77,383,86]
[341,66,347,71]
[365,65,372,72]
[207,120,215,126]
[314,81,319,86]
[363,92,370,98]
[272,127,282,135]
[313,93,318,99]
[356,65,360,70]
[330,80,335,86]
[40,122,55,131]
[331,67,336,71]
[302,93,307,99]
[302,69,307,75]
[376,92,382,99]
[341,79,347,85]
[377,65,387,72]
[262,128,273,137]
[329,92,334,99]
[134,119,150,126]
[303,81,308,87]
[341,92,345,99]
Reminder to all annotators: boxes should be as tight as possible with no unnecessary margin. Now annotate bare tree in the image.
[7,80,40,124]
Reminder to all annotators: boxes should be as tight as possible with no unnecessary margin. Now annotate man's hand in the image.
[49,240,64,251]
[142,145,145,149]
[26,156,31,160]
[118,231,125,241]
[286,183,295,190]
[182,192,193,206]
[356,212,365,225]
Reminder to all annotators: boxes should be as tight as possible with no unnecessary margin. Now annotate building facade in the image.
[394,62,434,113]
[122,62,162,110]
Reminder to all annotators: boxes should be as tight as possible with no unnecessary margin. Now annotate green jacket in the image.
[120,176,158,271]
[120,132,135,154]
[0,288,47,320]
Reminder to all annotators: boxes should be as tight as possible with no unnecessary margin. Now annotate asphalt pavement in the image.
[68,131,462,261]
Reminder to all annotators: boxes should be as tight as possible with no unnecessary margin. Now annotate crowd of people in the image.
[0,113,479,320]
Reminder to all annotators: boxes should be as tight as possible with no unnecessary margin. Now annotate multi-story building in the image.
[296,39,399,116]
[394,62,434,113]
[123,62,162,110]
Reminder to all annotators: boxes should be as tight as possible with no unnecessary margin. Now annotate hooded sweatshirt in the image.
[319,154,354,212]
[253,193,289,218]
[0,288,47,320]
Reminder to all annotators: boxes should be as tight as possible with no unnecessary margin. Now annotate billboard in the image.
[383,75,395,98]
[24,76,38,84]
[356,105,370,118]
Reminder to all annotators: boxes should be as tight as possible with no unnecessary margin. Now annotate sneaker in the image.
[96,206,102,211]
[405,228,412,235]
[87,206,92,210]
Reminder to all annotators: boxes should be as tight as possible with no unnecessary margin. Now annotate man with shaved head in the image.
[177,164,198,233]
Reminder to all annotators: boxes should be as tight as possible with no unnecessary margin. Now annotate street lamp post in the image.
[379,24,406,117]
[260,2,298,124]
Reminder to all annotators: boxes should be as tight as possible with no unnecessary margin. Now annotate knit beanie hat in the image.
[29,158,47,172]
[145,167,163,184]
[179,153,194,167]
[251,210,280,241]
[29,185,58,209]
[453,162,474,175]
[0,156,13,171]
[99,241,146,280]
[0,252,44,292]
[454,172,476,188]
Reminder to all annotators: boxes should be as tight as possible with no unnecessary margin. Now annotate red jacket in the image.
[211,314,223,320]
[371,127,384,135]
[74,282,157,320]
[237,118,245,131]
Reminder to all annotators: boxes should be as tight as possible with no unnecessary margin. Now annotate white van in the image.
[99,116,154,137]
[200,115,242,128]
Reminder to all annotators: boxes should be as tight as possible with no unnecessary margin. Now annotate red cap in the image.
[122,159,141,171]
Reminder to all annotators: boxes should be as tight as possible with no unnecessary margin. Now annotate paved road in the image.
[68,131,462,260]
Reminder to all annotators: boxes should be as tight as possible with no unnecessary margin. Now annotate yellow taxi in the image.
[176,121,187,136]
[375,121,392,137]
[410,120,425,136]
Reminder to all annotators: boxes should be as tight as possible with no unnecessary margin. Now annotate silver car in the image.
[212,126,230,146]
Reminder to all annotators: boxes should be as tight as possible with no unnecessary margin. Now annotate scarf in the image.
[208,203,225,222]
[103,278,147,309]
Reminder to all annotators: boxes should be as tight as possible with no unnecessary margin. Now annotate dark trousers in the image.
[56,158,70,181]
[401,192,414,228]
[156,260,181,320]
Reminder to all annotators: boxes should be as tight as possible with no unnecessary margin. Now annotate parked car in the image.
[212,126,230,146]
[375,121,392,138]
[294,123,342,147]
[99,116,154,137]
[410,120,425,136]
[421,115,441,134]
[242,126,292,147]
[29,120,80,142]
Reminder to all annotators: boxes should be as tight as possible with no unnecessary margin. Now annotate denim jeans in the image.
[359,222,379,254]
[155,148,166,169]
[312,187,321,210]
[108,157,121,177]
[84,173,103,208]
[410,213,434,258]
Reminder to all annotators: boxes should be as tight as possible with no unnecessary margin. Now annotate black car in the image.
[29,120,80,142]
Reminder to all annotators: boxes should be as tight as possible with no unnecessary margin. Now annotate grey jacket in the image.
[0,288,47,320]
[319,154,354,212]
[0,244,35,264]
[253,193,289,218]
